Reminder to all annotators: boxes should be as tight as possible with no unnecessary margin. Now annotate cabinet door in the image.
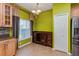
[0,4,3,27]
[0,41,5,56]
[12,6,19,16]
[5,39,16,56]
[2,4,12,27]
[46,33,52,47]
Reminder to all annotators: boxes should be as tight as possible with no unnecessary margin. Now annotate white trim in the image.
[52,48,71,56]
[18,42,32,48]
[52,48,56,51]
[30,36,32,42]
[67,52,72,56]
[54,48,67,53]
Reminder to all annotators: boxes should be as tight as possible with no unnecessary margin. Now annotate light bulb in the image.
[32,10,42,15]
[32,10,36,13]
[37,10,41,13]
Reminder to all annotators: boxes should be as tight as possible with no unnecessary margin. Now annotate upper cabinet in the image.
[0,4,3,27]
[0,3,29,27]
[12,5,19,17]
[0,3,12,27]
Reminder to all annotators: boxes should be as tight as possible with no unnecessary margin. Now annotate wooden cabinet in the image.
[46,33,52,46]
[0,3,12,27]
[3,4,12,27]
[71,6,79,16]
[0,41,5,56]
[0,38,17,56]
[12,5,19,17]
[33,31,52,47]
[5,39,17,56]
[0,4,3,27]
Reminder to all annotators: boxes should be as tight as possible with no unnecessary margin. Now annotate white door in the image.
[54,14,68,52]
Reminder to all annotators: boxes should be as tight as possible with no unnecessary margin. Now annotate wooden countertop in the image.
[0,37,16,41]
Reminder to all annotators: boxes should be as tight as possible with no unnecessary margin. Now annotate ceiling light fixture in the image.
[32,10,36,13]
[32,3,42,15]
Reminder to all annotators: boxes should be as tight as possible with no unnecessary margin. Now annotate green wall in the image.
[32,3,72,53]
[19,10,29,20]
[52,3,71,53]
[71,3,79,7]
[33,10,52,32]
[18,37,31,46]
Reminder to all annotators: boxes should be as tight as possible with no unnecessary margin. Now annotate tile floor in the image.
[16,43,69,56]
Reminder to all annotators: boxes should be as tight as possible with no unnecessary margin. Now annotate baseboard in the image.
[52,48,56,51]
[18,42,32,48]
[52,48,71,56]
[67,52,72,56]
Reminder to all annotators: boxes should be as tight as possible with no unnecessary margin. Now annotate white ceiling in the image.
[17,3,52,12]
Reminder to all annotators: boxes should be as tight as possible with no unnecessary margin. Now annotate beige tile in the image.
[16,43,69,56]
